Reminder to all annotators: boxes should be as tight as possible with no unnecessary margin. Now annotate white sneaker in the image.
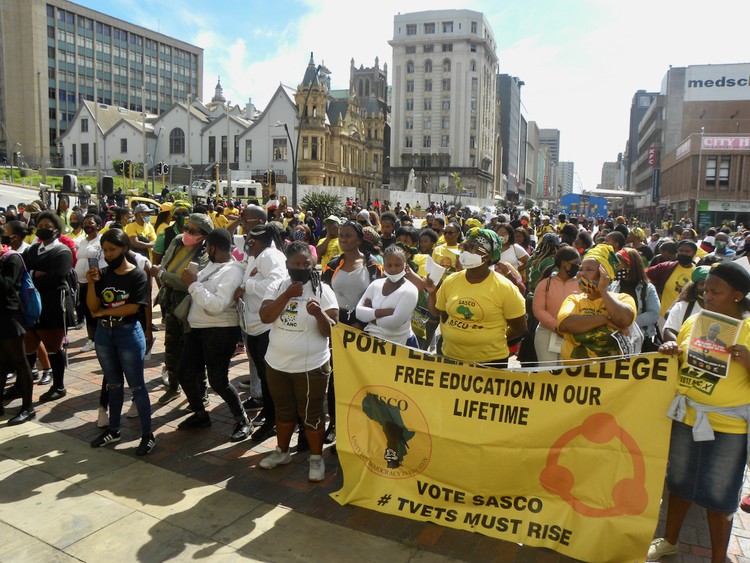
[81,340,95,352]
[646,538,679,561]
[126,401,139,418]
[161,366,169,386]
[308,454,325,482]
[259,447,292,469]
[96,406,108,428]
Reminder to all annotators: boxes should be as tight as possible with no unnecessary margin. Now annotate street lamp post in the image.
[226,100,231,199]
[694,127,705,228]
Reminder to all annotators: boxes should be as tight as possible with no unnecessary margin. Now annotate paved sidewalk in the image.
[2,321,750,562]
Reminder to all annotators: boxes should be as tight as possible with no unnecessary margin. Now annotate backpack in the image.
[0,250,42,326]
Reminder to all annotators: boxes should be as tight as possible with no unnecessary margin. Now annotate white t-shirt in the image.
[500,243,529,269]
[664,300,703,336]
[355,279,418,345]
[241,247,287,336]
[74,235,106,283]
[264,278,338,373]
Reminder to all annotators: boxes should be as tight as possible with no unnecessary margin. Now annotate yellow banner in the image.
[330,325,679,563]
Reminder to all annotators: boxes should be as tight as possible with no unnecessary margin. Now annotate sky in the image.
[75,0,750,192]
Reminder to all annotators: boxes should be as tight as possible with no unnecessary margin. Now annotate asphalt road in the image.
[0,182,41,210]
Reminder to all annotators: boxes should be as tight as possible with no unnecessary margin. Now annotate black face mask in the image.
[1,236,11,246]
[677,255,694,267]
[36,228,55,241]
[83,225,98,234]
[567,263,579,277]
[70,223,81,230]
[615,269,629,281]
[288,268,312,284]
[105,253,126,270]
[744,244,750,254]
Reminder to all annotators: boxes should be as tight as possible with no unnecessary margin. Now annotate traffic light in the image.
[123,160,132,178]
[155,162,163,176]
[118,161,125,173]
[269,170,275,185]
[162,163,170,175]
[263,171,268,184]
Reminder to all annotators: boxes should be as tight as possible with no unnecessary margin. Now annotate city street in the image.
[0,182,40,210]
[2,311,749,562]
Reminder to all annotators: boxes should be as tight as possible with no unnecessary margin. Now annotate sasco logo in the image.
[687,76,750,89]
[348,385,432,479]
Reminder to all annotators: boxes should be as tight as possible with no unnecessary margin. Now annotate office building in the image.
[0,0,203,167]
[390,9,498,198]
[558,161,574,197]
[497,73,523,199]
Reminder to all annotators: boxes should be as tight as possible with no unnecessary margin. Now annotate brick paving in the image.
[4,314,750,562]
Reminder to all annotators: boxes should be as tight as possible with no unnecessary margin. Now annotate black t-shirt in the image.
[94,266,148,319]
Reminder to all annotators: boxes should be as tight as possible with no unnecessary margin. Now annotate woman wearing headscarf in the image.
[526,233,560,296]
[662,266,708,342]
[557,244,637,361]
[532,246,581,364]
[426,228,526,366]
[649,262,750,562]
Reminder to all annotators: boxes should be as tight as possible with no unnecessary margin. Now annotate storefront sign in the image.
[676,138,692,160]
[699,200,750,212]
[701,136,750,151]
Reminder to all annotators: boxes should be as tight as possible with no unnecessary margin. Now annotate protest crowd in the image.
[3,189,750,562]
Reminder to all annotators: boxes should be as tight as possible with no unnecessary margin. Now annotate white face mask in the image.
[459,251,484,269]
[498,235,509,244]
[385,270,406,283]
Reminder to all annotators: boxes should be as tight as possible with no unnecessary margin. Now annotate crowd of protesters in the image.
[3,190,750,560]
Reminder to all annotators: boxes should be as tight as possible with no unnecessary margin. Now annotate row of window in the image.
[404,135,451,148]
[406,116,452,129]
[406,78,452,92]
[405,20,478,35]
[406,60,453,73]
[404,98,453,111]
[705,156,731,189]
[405,43,479,55]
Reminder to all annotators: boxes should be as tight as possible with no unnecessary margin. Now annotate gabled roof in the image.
[103,117,156,139]
[327,99,350,127]
[153,101,211,126]
[238,83,298,140]
[200,111,252,134]
[58,100,156,142]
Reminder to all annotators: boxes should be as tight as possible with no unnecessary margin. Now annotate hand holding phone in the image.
[186,261,199,274]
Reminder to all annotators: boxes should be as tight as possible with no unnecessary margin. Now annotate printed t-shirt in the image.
[436,270,526,362]
[557,292,637,360]
[317,237,341,268]
[94,266,149,319]
[432,243,459,269]
[124,221,156,243]
[660,265,694,317]
[264,278,338,373]
[676,315,750,434]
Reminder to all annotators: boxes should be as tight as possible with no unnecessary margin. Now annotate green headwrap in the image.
[466,227,503,264]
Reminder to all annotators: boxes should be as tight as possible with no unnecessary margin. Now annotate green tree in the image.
[300,190,344,219]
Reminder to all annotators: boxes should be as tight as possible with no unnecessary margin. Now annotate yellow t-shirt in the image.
[436,270,526,362]
[660,265,694,317]
[411,253,428,278]
[124,221,156,243]
[432,244,460,270]
[537,224,555,237]
[317,237,341,268]
[212,213,230,229]
[558,292,637,361]
[676,315,750,434]
[156,221,172,236]
[695,246,707,259]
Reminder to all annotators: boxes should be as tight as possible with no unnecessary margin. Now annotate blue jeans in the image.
[95,321,150,433]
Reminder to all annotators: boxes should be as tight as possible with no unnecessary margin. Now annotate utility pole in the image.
[37,71,46,183]
[142,87,148,192]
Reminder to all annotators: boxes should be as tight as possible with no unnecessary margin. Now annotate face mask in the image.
[716,240,727,251]
[182,232,202,246]
[36,228,55,241]
[143,216,151,223]
[615,269,629,281]
[1,236,11,246]
[293,230,306,241]
[288,268,312,284]
[677,255,694,267]
[498,235,509,245]
[83,225,97,234]
[70,222,81,230]
[105,253,125,270]
[567,263,579,277]
[578,277,599,294]
[458,251,484,269]
[385,270,406,283]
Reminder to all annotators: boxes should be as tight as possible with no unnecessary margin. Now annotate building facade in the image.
[0,0,202,167]
[558,161,575,196]
[390,10,498,198]
[625,90,657,191]
[497,73,523,199]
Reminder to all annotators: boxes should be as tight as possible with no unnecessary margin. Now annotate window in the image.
[470,60,477,71]
[442,116,450,129]
[705,156,716,188]
[120,138,127,153]
[234,136,239,163]
[442,43,453,52]
[406,80,414,92]
[245,139,252,162]
[471,21,478,33]
[471,77,478,92]
[470,136,476,149]
[81,143,89,166]
[423,117,431,129]
[424,98,432,111]
[471,98,477,111]
[442,99,451,110]
[405,45,416,54]
[273,138,287,160]
[441,135,450,147]
[470,116,477,129]
[406,61,414,73]
[471,44,478,53]
[208,136,216,162]
[443,59,451,72]
[442,22,453,33]
[424,60,432,73]
[81,118,88,132]
[406,98,413,111]
[719,156,730,189]
[442,78,451,92]
[312,137,319,161]
[221,135,227,162]
[424,79,432,92]
[406,24,416,35]
[405,136,413,148]
[424,23,435,34]
[423,44,434,53]
[169,128,185,154]
[423,135,431,148]
[405,117,413,129]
